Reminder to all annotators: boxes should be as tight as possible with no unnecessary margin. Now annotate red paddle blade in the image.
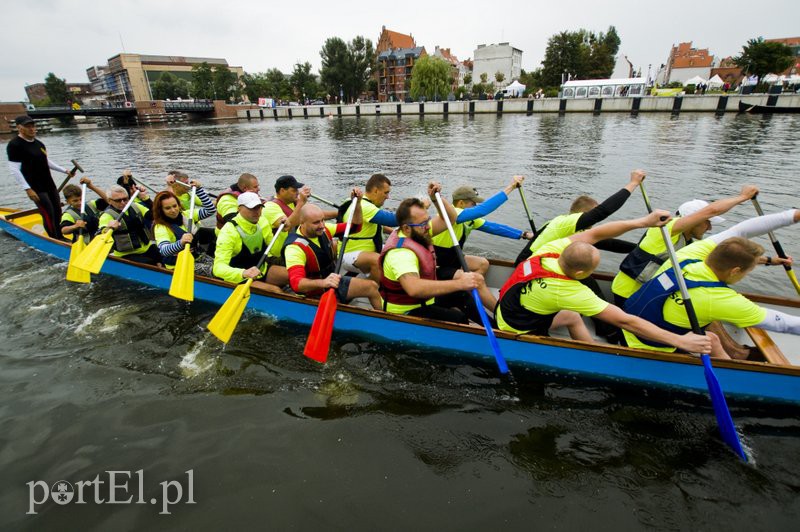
[303,289,338,363]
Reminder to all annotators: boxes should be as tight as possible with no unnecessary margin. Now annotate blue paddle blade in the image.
[471,289,509,375]
[701,354,747,461]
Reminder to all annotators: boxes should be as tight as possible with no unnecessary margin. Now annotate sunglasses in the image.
[406,217,431,229]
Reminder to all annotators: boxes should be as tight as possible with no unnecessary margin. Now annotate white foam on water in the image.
[0,271,29,289]
[73,304,123,335]
[180,339,217,378]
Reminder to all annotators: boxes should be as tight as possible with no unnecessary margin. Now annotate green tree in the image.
[213,65,239,101]
[264,68,291,100]
[734,37,794,82]
[463,73,472,86]
[367,78,378,98]
[537,26,621,87]
[151,72,190,100]
[191,62,214,99]
[409,56,451,101]
[494,71,506,85]
[242,72,270,102]
[44,72,69,104]
[290,62,320,101]
[319,35,375,102]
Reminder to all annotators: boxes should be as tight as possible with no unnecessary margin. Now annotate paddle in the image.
[66,183,90,283]
[518,186,537,235]
[751,196,800,296]
[169,186,196,301]
[207,222,286,343]
[73,191,140,274]
[310,193,339,208]
[434,192,510,375]
[640,183,746,460]
[303,197,357,362]
[56,159,84,193]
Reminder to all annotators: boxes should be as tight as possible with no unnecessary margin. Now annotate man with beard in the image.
[283,190,382,309]
[379,183,496,324]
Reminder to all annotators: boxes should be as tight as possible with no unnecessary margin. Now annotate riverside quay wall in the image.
[237,94,800,120]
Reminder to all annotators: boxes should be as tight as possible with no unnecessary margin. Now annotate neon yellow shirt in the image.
[430,207,485,248]
[612,218,681,299]
[342,200,383,253]
[212,214,274,283]
[262,200,295,257]
[497,237,609,333]
[382,247,435,314]
[528,213,582,255]
[623,239,768,351]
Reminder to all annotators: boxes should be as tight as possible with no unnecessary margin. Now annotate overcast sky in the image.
[2,0,797,101]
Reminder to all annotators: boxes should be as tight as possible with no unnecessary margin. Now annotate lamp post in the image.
[339,84,344,104]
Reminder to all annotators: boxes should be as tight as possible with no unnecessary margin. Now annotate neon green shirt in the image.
[382,247,435,314]
[262,200,295,257]
[212,214,274,283]
[528,213,582,255]
[623,239,768,351]
[497,237,609,333]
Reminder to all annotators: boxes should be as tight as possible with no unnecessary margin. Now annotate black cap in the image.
[274,175,304,192]
[15,115,34,126]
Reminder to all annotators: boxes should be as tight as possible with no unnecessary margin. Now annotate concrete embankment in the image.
[237,94,800,120]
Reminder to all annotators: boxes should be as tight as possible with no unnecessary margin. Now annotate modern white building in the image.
[472,43,522,89]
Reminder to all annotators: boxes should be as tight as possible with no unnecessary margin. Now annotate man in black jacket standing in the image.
[6,115,74,239]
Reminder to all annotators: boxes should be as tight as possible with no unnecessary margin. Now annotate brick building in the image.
[658,42,714,85]
[433,46,469,93]
[375,27,426,102]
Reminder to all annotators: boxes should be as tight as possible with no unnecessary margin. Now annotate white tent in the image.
[504,80,526,97]
[763,73,780,83]
[684,75,707,86]
[707,74,724,87]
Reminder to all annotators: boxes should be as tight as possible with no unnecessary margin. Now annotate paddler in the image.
[623,209,800,358]
[98,184,162,266]
[215,173,261,229]
[515,169,647,264]
[60,177,108,244]
[338,173,397,281]
[283,190,382,309]
[379,183,496,324]
[611,185,760,306]
[433,176,532,280]
[212,192,288,292]
[152,181,216,274]
[495,210,713,354]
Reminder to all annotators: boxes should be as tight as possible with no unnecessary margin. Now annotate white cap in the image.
[238,192,263,209]
[677,199,725,224]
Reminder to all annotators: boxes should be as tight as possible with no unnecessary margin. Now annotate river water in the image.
[1,113,799,529]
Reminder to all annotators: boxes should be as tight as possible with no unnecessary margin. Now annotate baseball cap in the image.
[274,175,304,192]
[15,115,35,126]
[238,192,264,209]
[452,186,485,203]
[677,199,725,224]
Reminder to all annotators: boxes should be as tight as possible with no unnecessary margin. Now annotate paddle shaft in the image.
[76,183,88,240]
[186,187,196,240]
[640,185,702,332]
[254,222,286,272]
[752,197,794,273]
[433,192,509,375]
[518,187,537,235]
[311,193,339,209]
[56,160,83,193]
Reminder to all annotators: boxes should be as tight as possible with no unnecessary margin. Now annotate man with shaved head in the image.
[496,210,713,354]
[283,189,382,309]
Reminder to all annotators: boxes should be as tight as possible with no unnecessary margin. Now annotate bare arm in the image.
[571,210,671,245]
[672,185,759,235]
[398,271,481,299]
[595,305,713,353]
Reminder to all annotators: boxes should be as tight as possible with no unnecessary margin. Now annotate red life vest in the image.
[378,230,437,306]
[270,197,294,217]
[498,253,572,300]
[215,186,242,229]
[284,227,336,281]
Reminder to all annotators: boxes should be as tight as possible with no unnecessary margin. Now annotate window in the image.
[576,87,588,97]
[601,86,614,97]
[563,87,575,98]
[588,86,600,97]
[629,85,643,95]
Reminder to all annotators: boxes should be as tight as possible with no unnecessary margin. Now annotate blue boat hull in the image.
[2,214,799,405]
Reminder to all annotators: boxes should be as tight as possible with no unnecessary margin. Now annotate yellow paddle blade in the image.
[66,238,90,283]
[168,246,195,301]
[207,279,253,343]
[788,269,800,297]
[73,231,115,274]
